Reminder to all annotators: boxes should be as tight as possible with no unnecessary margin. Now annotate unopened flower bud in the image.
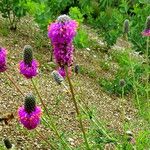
[123,19,129,34]
[52,70,64,84]
[4,138,12,149]
[75,64,79,74]
[145,16,150,30]
[119,79,126,87]
[142,16,150,36]
[57,14,71,23]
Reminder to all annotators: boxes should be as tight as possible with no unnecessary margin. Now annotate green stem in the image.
[129,53,141,112]
[78,101,112,140]
[31,78,49,116]
[4,71,24,96]
[65,67,90,150]
[31,78,71,150]
[77,86,115,141]
[62,82,70,93]
[121,87,124,100]
[62,81,113,140]
[35,129,56,150]
[146,37,149,101]
[121,87,125,124]
[123,33,128,41]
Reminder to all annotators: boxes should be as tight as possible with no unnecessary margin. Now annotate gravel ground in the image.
[0,17,147,150]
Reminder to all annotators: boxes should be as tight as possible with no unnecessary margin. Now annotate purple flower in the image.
[0,47,7,72]
[142,29,150,36]
[18,94,42,130]
[58,66,72,78]
[48,15,78,66]
[18,106,41,130]
[19,45,39,79]
[58,67,66,78]
[142,16,150,36]
[19,59,39,79]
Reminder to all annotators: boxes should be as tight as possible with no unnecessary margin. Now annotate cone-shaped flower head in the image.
[18,94,42,130]
[48,15,78,66]
[0,47,7,72]
[123,19,129,34]
[4,138,12,149]
[23,45,33,65]
[142,16,150,36]
[19,45,38,79]
[119,79,126,87]
[57,14,71,23]
[24,94,36,113]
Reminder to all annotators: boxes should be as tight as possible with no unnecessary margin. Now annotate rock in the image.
[126,130,133,136]
[0,126,2,131]
[86,48,90,51]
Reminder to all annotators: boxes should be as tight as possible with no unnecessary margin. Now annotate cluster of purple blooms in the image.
[0,45,40,129]
[19,45,39,79]
[48,15,78,77]
[19,60,39,79]
[18,46,41,129]
[0,47,7,72]
[18,94,42,130]
[142,16,150,36]
[18,106,41,130]
[58,66,72,78]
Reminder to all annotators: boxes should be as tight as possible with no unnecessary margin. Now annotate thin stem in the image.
[65,67,90,150]
[123,33,128,41]
[121,87,125,124]
[61,81,114,144]
[77,86,114,140]
[146,37,149,101]
[31,78,50,117]
[129,53,141,112]
[62,82,70,93]
[4,71,24,96]
[35,129,56,150]
[31,78,71,150]
[7,11,12,27]
[78,102,112,140]
[121,87,124,100]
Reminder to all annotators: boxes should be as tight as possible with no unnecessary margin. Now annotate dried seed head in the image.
[52,70,64,84]
[75,64,79,74]
[119,79,126,87]
[56,14,71,23]
[4,138,12,149]
[23,45,33,65]
[145,16,150,30]
[24,94,36,113]
[123,19,129,34]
